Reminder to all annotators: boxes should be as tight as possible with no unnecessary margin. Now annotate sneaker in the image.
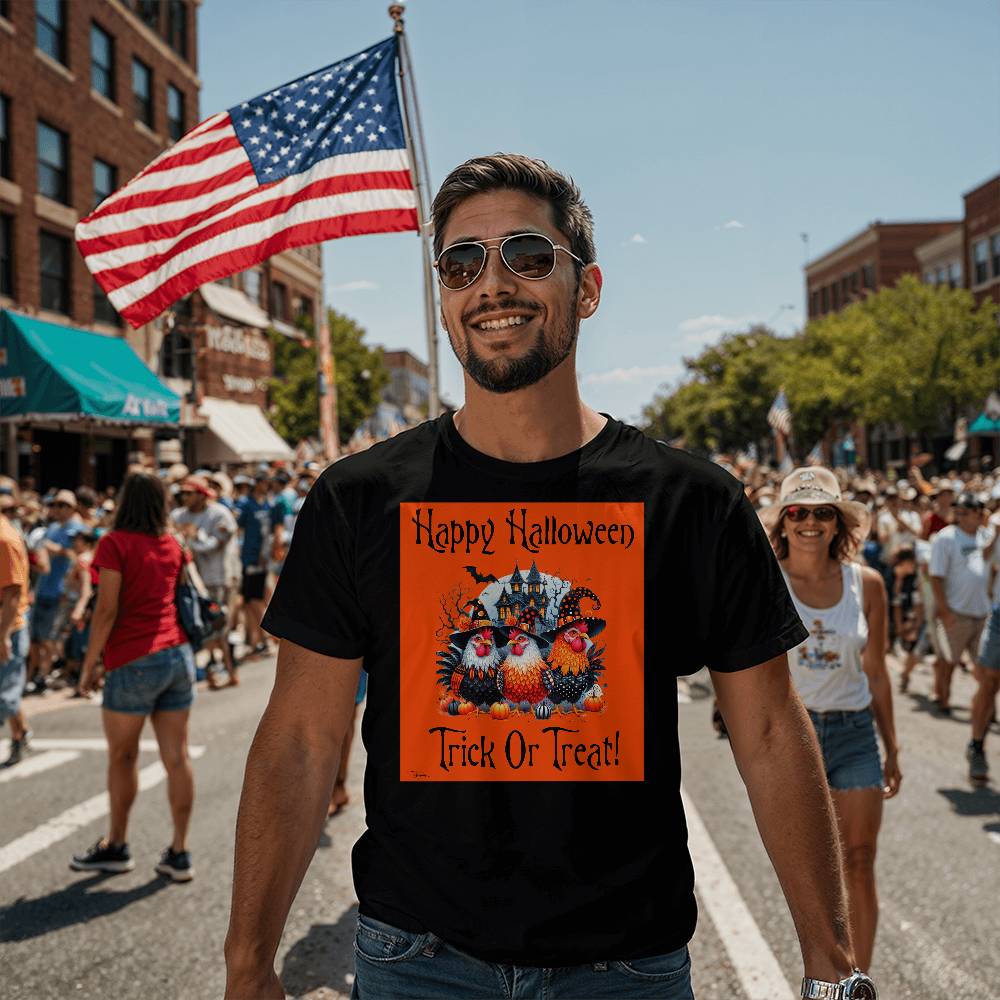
[2,730,31,767]
[155,846,194,882]
[70,838,135,874]
[967,743,989,783]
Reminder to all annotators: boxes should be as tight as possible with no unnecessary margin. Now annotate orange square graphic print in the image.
[399,502,644,781]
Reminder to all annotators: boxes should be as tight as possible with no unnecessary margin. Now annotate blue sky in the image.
[199,0,1000,423]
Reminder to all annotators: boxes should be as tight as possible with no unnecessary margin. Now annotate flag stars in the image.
[274,130,285,139]
[254,107,263,116]
[309,87,319,95]
[343,134,353,144]
[320,137,331,148]
[241,102,250,108]
[344,112,353,121]
[310,104,320,112]
[258,124,269,134]
[333,124,342,133]
[367,132,377,142]
[248,135,260,144]
[322,73,333,82]
[325,90,335,98]
[298,118,308,128]
[373,104,383,113]
[295,99,306,108]
[285,113,296,122]
[241,119,251,128]
[358,101,367,110]
[378,124,387,133]
[355,124,364,133]
[367,88,376,96]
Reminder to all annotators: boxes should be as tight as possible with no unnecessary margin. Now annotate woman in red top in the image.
[71,472,196,883]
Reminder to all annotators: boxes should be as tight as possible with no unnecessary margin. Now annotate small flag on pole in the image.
[76,36,417,328]
[806,441,824,465]
[767,389,793,437]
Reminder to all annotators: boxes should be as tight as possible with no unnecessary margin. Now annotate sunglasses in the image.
[784,504,838,522]
[434,233,584,291]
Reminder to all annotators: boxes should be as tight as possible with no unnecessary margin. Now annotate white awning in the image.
[196,397,293,464]
[270,318,305,340]
[199,283,270,330]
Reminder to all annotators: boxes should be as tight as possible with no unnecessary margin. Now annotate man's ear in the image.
[577,264,602,320]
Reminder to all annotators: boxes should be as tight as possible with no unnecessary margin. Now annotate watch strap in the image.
[801,978,844,999]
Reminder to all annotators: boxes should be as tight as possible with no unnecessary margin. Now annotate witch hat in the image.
[449,597,509,648]
[509,605,552,655]
[541,586,606,642]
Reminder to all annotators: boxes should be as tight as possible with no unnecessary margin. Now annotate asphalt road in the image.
[1,654,997,1000]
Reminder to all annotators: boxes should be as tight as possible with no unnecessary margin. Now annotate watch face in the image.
[847,976,877,1000]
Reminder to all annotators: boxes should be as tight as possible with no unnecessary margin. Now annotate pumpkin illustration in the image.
[490,702,512,720]
[583,682,605,713]
[457,701,476,716]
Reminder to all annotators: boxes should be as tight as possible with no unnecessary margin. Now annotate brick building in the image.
[963,173,1000,309]
[804,220,959,320]
[0,0,199,486]
[0,1,323,483]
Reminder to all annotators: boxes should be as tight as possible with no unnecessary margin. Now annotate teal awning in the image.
[969,412,1000,435]
[0,310,180,425]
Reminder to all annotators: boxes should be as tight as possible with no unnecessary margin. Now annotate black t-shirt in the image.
[262,412,806,966]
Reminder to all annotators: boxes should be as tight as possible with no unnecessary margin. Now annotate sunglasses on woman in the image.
[784,504,838,522]
[434,233,584,291]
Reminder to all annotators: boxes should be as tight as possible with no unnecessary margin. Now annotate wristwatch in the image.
[801,970,877,999]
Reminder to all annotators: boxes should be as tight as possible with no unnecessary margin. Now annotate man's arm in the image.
[712,654,855,982]
[0,583,21,662]
[224,639,361,999]
[930,576,953,627]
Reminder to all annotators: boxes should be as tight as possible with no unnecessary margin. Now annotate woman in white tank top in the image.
[762,467,901,973]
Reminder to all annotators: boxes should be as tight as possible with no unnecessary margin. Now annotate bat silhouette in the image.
[464,566,498,585]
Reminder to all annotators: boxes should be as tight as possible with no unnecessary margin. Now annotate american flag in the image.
[76,36,417,329]
[767,388,793,437]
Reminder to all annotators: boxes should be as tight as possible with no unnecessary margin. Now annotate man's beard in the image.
[452,300,578,394]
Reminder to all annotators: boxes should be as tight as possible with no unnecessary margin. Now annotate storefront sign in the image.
[206,326,270,362]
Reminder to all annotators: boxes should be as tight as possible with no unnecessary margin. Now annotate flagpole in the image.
[389,3,441,418]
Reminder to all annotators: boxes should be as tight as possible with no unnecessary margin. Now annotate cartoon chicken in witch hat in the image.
[436,598,508,713]
[541,586,607,712]
[497,606,556,719]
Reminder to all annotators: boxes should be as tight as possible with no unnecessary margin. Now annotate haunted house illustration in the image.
[494,562,549,624]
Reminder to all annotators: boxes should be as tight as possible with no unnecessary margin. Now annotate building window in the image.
[820,286,829,313]
[923,270,936,285]
[136,0,160,31]
[831,283,840,310]
[271,281,287,319]
[132,58,153,127]
[93,279,119,325]
[0,214,12,297]
[36,0,66,65]
[167,84,184,142]
[992,234,1000,279]
[90,23,115,100]
[37,120,69,204]
[296,295,313,326]
[862,263,875,290]
[936,266,948,287]
[159,327,193,379]
[949,261,961,288]
[0,94,10,180]
[809,290,818,317]
[167,0,188,59]
[972,239,989,285]
[850,270,859,294]
[93,158,116,209]
[243,269,261,305]
[39,230,71,314]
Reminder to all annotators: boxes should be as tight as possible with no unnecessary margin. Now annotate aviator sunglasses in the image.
[434,233,584,291]
[784,504,838,522]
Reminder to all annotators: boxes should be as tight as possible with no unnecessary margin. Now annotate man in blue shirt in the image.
[28,489,81,694]
[236,475,284,657]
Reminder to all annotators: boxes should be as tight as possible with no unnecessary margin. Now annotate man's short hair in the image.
[430,153,596,270]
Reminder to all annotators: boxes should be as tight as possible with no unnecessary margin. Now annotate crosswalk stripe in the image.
[682,787,796,999]
[0,738,166,754]
[0,750,81,784]
[0,746,205,875]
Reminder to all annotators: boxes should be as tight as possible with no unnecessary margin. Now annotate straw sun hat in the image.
[759,466,871,539]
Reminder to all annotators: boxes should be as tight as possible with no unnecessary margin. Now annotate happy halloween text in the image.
[427,725,621,772]
[411,507,635,555]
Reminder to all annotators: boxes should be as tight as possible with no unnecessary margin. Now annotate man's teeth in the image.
[476,315,527,331]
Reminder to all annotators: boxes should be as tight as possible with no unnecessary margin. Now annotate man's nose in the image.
[477,245,517,299]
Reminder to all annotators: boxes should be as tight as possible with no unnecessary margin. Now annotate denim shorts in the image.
[351,914,694,999]
[30,596,61,643]
[102,643,196,715]
[978,605,1000,671]
[808,706,883,792]
[0,628,29,723]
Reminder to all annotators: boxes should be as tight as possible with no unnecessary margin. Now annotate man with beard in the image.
[227,155,873,1000]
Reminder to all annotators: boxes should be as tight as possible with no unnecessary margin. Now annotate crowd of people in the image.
[0,459,322,758]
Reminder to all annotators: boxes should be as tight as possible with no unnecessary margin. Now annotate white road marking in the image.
[681,787,796,999]
[0,737,165,754]
[0,746,205,875]
[0,750,81,783]
[988,831,1000,847]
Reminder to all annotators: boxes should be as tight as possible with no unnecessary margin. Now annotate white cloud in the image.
[722,219,744,229]
[580,363,681,386]
[629,232,647,243]
[678,313,752,345]
[329,279,378,292]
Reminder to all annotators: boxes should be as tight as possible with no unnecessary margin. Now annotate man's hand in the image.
[78,661,102,695]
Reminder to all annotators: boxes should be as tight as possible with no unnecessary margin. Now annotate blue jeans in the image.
[351,915,694,999]
[102,643,196,715]
[0,627,29,722]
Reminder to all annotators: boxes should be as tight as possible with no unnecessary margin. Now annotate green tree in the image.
[269,307,389,446]
[641,325,791,452]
